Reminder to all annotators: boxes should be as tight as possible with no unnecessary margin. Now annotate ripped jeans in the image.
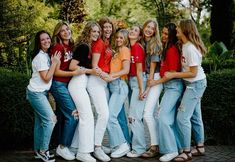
[128,76,147,154]
[26,88,56,151]
[176,78,207,150]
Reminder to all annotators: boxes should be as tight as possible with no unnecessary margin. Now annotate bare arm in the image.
[136,62,145,100]
[39,52,61,83]
[165,66,198,79]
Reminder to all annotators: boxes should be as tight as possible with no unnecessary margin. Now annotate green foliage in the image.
[202,69,235,145]
[206,41,234,72]
[0,68,33,149]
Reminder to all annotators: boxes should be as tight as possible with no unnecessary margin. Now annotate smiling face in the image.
[90,25,100,42]
[161,27,169,44]
[40,33,51,52]
[143,21,156,39]
[128,26,141,41]
[59,24,72,42]
[102,22,113,39]
[115,32,125,47]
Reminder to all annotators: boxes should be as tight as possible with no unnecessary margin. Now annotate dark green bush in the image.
[0,68,33,150]
[0,67,234,150]
[202,68,235,145]
[202,59,235,74]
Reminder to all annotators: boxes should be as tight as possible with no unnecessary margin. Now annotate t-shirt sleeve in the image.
[185,45,200,66]
[133,44,144,63]
[34,54,49,72]
[167,47,180,71]
[150,54,160,62]
[120,47,131,61]
[73,44,89,61]
[92,40,104,54]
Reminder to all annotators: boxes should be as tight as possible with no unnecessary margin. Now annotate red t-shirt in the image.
[50,43,73,83]
[129,43,145,76]
[91,38,110,73]
[160,45,181,77]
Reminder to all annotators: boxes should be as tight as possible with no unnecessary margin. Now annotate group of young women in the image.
[26,17,207,162]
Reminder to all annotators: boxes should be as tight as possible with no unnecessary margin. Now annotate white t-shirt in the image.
[181,42,206,82]
[27,50,52,92]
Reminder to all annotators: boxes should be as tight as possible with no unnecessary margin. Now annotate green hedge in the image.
[0,67,234,150]
[202,68,235,145]
[202,59,235,74]
[0,68,33,149]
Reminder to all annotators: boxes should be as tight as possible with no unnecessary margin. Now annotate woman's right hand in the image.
[73,66,86,76]
[51,51,61,64]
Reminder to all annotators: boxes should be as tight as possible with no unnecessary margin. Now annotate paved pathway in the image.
[0,146,235,162]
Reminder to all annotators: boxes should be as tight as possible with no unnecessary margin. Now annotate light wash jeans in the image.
[158,79,183,154]
[68,74,94,153]
[87,75,109,146]
[107,79,129,148]
[50,80,78,147]
[129,75,147,154]
[26,88,56,151]
[143,73,163,145]
[106,82,131,145]
[176,78,207,150]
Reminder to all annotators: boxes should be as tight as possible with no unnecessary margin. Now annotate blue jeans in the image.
[107,79,129,148]
[118,106,131,144]
[176,78,207,150]
[158,79,183,154]
[26,88,56,151]
[129,76,147,154]
[50,80,78,147]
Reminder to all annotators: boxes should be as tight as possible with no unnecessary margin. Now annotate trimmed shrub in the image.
[0,68,33,150]
[202,69,235,145]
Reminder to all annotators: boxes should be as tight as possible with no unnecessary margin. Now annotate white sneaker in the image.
[56,145,75,160]
[76,152,96,162]
[159,152,178,162]
[69,147,77,156]
[111,142,130,158]
[126,150,141,158]
[102,146,111,154]
[94,147,111,162]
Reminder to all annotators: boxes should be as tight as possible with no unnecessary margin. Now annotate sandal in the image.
[173,151,192,162]
[191,145,205,156]
[142,146,159,158]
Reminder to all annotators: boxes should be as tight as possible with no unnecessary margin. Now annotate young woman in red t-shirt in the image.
[148,23,183,162]
[127,25,147,158]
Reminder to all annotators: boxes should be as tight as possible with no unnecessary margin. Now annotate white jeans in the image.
[68,74,94,153]
[87,75,109,146]
[143,73,163,145]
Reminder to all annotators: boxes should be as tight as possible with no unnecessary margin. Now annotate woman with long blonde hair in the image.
[165,19,207,162]
[68,21,102,162]
[140,20,163,158]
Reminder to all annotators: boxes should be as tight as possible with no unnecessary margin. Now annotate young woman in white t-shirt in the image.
[165,19,207,162]
[26,30,61,162]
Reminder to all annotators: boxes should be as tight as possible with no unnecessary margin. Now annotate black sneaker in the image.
[36,150,55,162]
[35,150,55,159]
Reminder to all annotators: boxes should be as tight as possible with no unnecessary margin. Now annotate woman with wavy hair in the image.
[165,19,207,162]
[68,21,102,162]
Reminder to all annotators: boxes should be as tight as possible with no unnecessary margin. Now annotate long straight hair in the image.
[179,19,207,55]
[161,23,179,60]
[32,30,51,59]
[51,21,74,47]
[141,20,162,55]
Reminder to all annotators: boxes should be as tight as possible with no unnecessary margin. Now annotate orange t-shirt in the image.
[110,46,131,80]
